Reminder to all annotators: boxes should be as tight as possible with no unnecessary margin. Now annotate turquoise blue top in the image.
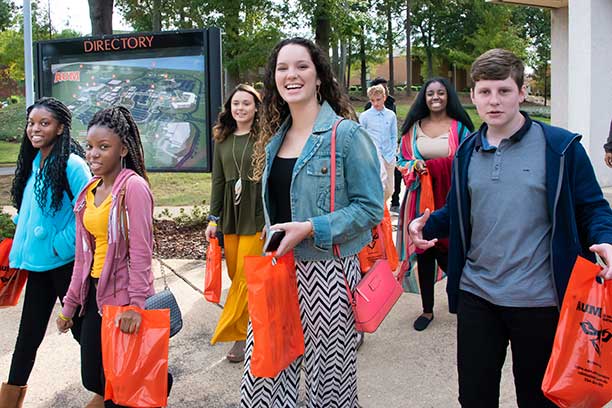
[9,151,91,271]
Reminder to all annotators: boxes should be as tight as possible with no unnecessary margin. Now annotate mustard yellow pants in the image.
[210,233,262,344]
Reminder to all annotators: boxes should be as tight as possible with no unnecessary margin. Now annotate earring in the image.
[121,156,126,169]
[316,84,322,104]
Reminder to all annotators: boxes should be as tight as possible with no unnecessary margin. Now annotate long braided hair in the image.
[87,106,149,183]
[251,37,356,181]
[11,97,85,214]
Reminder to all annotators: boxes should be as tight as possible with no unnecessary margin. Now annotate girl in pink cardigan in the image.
[56,107,164,408]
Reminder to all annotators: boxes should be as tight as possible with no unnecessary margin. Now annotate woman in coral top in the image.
[397,77,474,331]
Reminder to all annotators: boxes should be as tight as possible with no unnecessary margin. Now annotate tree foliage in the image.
[115,0,285,90]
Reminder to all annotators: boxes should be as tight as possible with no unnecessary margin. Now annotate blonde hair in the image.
[367,84,386,99]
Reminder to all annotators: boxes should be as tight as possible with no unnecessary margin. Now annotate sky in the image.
[15,0,132,35]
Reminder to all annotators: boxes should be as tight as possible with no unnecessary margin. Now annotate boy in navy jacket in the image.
[409,48,612,407]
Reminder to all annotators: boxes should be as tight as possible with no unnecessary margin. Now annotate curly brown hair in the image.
[212,84,262,144]
[251,37,356,181]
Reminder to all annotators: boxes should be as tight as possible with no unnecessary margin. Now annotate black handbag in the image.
[145,287,183,338]
[118,183,183,338]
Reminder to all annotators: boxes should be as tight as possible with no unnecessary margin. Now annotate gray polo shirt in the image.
[460,115,557,307]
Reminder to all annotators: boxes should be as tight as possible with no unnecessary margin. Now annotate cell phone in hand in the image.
[264,229,286,253]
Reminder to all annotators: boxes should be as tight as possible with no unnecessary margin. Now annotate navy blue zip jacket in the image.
[423,121,612,313]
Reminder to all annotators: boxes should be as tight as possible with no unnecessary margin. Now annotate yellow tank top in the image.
[83,180,112,278]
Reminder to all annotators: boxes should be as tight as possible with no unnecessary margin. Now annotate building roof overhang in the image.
[486,0,567,8]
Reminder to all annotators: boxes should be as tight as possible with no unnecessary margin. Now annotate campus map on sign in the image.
[51,55,208,170]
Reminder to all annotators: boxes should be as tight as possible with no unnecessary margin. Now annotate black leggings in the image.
[80,281,172,408]
[8,262,81,386]
[391,168,402,207]
[416,249,448,314]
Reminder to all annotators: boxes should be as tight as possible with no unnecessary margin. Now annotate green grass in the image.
[149,172,211,206]
[0,141,20,165]
[0,102,25,142]
[0,172,211,207]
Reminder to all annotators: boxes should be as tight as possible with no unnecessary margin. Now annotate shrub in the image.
[0,212,15,239]
[157,204,208,228]
[253,82,264,90]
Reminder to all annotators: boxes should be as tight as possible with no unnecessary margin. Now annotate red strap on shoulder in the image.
[330,118,344,257]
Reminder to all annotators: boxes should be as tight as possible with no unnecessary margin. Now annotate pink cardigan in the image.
[62,169,155,318]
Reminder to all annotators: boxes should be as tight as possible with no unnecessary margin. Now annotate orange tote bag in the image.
[204,237,222,303]
[0,238,27,308]
[244,251,304,378]
[542,256,612,408]
[358,206,399,274]
[102,305,170,407]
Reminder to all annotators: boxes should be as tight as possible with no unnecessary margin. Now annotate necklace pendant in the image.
[234,178,242,206]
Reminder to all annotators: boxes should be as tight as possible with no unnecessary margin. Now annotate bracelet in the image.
[58,311,72,322]
[208,221,218,227]
[206,214,220,222]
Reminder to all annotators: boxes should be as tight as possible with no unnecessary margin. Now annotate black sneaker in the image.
[413,315,434,331]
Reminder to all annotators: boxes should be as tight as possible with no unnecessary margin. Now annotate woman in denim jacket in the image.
[240,38,383,408]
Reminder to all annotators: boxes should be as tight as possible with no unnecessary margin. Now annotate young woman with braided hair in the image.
[1,97,91,408]
[57,106,171,407]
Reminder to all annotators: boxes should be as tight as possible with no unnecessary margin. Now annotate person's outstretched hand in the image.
[408,208,438,250]
[590,243,612,279]
[605,152,612,168]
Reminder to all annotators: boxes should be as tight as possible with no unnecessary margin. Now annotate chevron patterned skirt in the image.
[240,255,361,408]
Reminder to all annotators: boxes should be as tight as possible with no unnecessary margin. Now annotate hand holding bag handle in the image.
[329,119,403,333]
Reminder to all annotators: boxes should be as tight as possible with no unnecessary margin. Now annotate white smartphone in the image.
[264,229,286,253]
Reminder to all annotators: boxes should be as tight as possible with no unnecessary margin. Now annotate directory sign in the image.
[35,29,222,172]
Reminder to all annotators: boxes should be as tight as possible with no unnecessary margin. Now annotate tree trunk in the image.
[346,37,352,89]
[359,32,367,97]
[386,2,394,95]
[339,36,347,90]
[88,0,113,35]
[152,0,162,31]
[543,64,547,107]
[405,0,411,96]
[425,39,433,79]
[314,5,331,57]
[332,35,339,77]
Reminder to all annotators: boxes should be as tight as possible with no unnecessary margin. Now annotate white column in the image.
[567,0,612,186]
[550,7,567,129]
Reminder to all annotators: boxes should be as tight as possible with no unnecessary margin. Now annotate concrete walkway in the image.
[1,190,612,407]
[0,258,521,408]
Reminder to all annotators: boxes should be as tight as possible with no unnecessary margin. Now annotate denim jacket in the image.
[262,101,384,261]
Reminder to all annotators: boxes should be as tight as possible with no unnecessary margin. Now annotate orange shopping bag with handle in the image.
[0,238,27,308]
[204,237,222,303]
[244,251,304,378]
[102,305,170,407]
[358,206,399,274]
[542,256,612,408]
